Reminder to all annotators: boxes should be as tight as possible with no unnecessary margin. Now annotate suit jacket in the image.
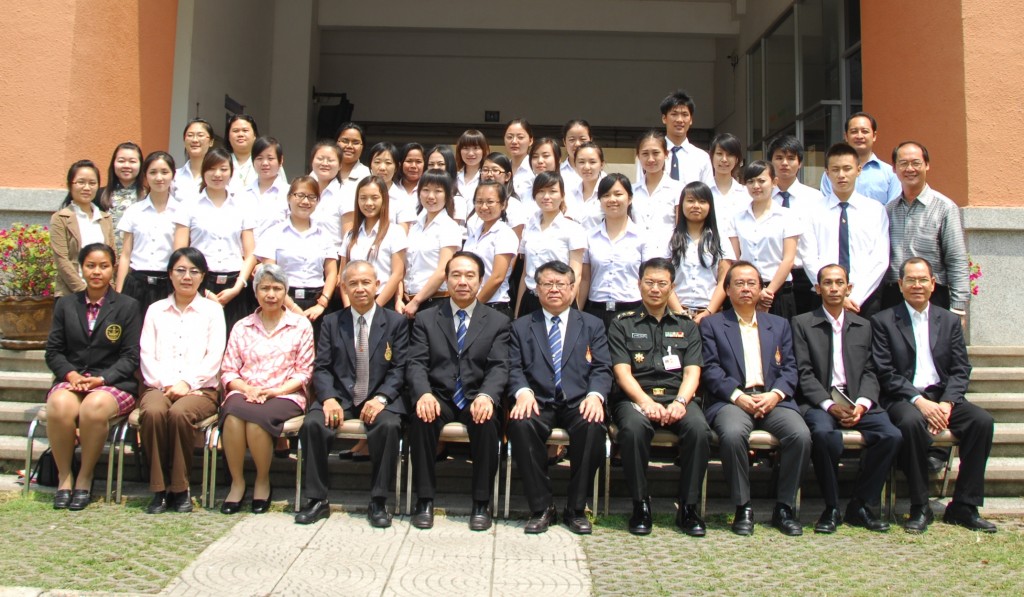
[312,307,408,414]
[791,307,879,412]
[406,301,510,406]
[508,308,612,408]
[699,310,799,424]
[44,289,142,394]
[871,302,971,408]
[50,207,116,297]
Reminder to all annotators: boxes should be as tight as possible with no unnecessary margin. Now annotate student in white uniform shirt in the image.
[560,119,591,192]
[367,142,415,228]
[172,147,258,334]
[504,119,536,203]
[308,141,350,251]
[633,130,684,232]
[657,90,713,185]
[225,114,259,193]
[399,170,462,319]
[708,133,751,231]
[173,119,213,203]
[340,176,407,310]
[335,123,372,190]
[769,135,825,315]
[256,175,339,340]
[245,137,290,241]
[663,181,734,322]
[463,181,519,318]
[476,153,528,237]
[530,138,561,176]
[516,171,586,317]
[426,145,467,223]
[578,174,652,329]
[566,142,608,232]
[802,143,889,319]
[729,160,803,319]
[391,143,426,228]
[456,129,489,209]
[115,151,179,314]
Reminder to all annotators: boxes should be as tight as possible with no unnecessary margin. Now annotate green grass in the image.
[0,490,239,593]
[584,512,1024,596]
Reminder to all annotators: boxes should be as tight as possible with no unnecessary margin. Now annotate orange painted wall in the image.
[0,0,177,189]
[861,0,969,204]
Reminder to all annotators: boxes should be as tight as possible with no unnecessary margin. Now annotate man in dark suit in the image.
[872,256,996,533]
[407,250,510,531]
[507,260,611,535]
[609,257,709,537]
[792,264,901,534]
[296,260,408,527]
[699,261,810,536]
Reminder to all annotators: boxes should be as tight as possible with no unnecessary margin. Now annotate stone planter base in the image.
[0,296,55,350]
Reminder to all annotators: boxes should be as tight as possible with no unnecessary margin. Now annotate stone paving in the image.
[161,511,590,597]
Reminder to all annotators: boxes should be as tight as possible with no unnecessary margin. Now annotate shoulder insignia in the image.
[617,310,637,320]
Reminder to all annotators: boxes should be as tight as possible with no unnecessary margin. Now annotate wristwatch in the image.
[374,396,388,406]
[674,396,688,405]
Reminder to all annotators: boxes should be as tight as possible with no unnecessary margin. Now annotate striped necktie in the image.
[549,315,562,396]
[453,309,468,409]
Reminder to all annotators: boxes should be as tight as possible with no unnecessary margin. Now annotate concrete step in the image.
[0,401,43,435]
[0,349,48,373]
[968,367,1024,393]
[993,423,1024,457]
[0,371,52,402]
[968,346,1024,368]
[968,393,1024,423]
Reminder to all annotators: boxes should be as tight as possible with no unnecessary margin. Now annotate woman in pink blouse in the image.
[138,247,225,514]
[219,264,314,514]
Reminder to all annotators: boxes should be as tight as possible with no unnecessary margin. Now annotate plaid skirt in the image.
[48,381,135,416]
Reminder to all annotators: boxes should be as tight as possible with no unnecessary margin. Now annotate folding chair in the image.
[504,426,609,518]
[406,422,501,516]
[205,415,305,510]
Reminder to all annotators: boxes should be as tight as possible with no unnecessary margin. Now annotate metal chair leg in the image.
[940,445,958,499]
[24,418,39,497]
[503,440,513,519]
[294,436,303,513]
[105,421,125,502]
[700,470,708,519]
[395,437,403,515]
[115,422,132,503]
[201,427,211,509]
[491,440,501,517]
[208,427,220,508]
[603,437,611,517]
[887,466,897,522]
[405,442,413,516]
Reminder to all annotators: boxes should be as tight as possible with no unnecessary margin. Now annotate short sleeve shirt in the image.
[341,220,409,289]
[255,220,337,288]
[583,220,650,303]
[519,212,587,291]
[463,219,519,303]
[608,309,703,399]
[404,210,462,294]
[172,191,254,272]
[117,195,178,271]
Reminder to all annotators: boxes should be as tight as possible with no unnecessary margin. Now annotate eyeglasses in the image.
[338,138,363,147]
[185,133,209,140]
[314,156,338,164]
[72,180,99,188]
[896,160,926,170]
[538,282,571,291]
[902,277,932,286]
[731,280,761,289]
[473,200,500,207]
[641,279,672,290]
[481,167,507,175]
[290,193,319,203]
[172,267,203,277]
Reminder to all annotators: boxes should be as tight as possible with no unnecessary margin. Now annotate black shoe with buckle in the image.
[676,504,706,537]
[943,501,997,533]
[411,498,435,529]
[295,498,331,524]
[469,500,492,531]
[368,498,392,528]
[147,491,168,514]
[628,499,653,535]
[524,504,557,534]
[771,503,803,536]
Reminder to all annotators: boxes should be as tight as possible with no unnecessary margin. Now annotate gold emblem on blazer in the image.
[105,324,122,342]
[384,342,392,361]
[634,353,644,364]
[585,345,592,363]
[774,346,782,365]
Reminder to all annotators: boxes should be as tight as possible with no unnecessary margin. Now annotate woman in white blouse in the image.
[246,137,290,241]
[391,143,426,229]
[115,151,179,314]
[504,119,536,203]
[174,119,213,202]
[137,247,225,513]
[456,129,489,205]
[632,130,684,233]
[225,114,259,192]
[463,181,518,317]
[335,122,372,188]
[566,142,607,232]
[307,141,350,250]
[709,133,750,239]
[398,170,461,318]
[340,176,407,309]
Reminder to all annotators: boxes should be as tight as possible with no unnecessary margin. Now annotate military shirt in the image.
[608,308,702,400]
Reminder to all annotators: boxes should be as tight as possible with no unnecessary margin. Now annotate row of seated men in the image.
[297,251,996,537]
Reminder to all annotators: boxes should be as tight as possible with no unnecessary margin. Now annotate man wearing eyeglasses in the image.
[700,261,809,536]
[871,257,996,534]
[609,257,710,536]
[507,260,612,535]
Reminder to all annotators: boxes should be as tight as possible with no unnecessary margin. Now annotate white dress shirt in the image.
[820,153,901,205]
[463,219,519,303]
[908,303,942,397]
[583,220,649,303]
[311,178,350,252]
[255,220,337,288]
[665,138,714,185]
[632,175,684,230]
[388,182,420,224]
[173,161,201,203]
[457,169,481,211]
[511,162,536,207]
[660,232,734,309]
[817,309,874,412]
[519,212,587,292]
[404,210,461,295]
[341,220,409,289]
[710,178,750,241]
[73,204,105,248]
[117,195,178,271]
[559,160,582,191]
[242,175,290,242]
[140,295,226,390]
[230,155,255,193]
[565,175,607,232]
[172,191,254,272]
[352,303,377,349]
[731,201,804,283]
[773,179,825,270]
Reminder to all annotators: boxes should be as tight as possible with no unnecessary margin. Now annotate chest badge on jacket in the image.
[385,342,392,361]
[105,324,122,342]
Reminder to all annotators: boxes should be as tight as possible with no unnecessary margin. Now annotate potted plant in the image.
[0,223,57,349]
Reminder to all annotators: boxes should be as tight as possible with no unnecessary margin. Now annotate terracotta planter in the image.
[0,296,55,350]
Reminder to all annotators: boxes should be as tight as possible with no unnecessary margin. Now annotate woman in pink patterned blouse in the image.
[219,264,314,514]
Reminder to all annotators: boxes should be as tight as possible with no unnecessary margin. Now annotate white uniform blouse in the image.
[519,212,586,292]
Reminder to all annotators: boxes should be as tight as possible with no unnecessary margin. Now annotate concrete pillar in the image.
[268,0,318,168]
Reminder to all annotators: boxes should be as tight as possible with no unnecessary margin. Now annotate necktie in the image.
[354,315,369,406]
[669,146,682,181]
[549,315,563,397]
[453,309,468,409]
[838,202,851,273]
[86,302,101,334]
[779,190,791,209]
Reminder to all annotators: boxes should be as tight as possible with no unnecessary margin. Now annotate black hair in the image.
[659,90,696,116]
[816,263,849,284]
[532,171,565,198]
[199,147,234,193]
[426,145,460,192]
[767,135,804,163]
[597,173,634,220]
[845,111,878,133]
[742,160,775,182]
[669,181,723,272]
[534,260,575,285]
[471,180,509,223]
[141,151,177,193]
[167,246,209,276]
[446,250,486,278]
[892,141,931,165]
[396,143,426,186]
[335,122,365,143]
[530,138,562,171]
[724,260,761,288]
[825,142,859,166]
[899,256,934,279]
[417,170,456,218]
[61,160,104,210]
[639,257,676,282]
[225,113,259,151]
[77,242,116,266]
[455,130,490,171]
[252,136,283,161]
[482,152,517,200]
[709,133,744,179]
[100,141,144,210]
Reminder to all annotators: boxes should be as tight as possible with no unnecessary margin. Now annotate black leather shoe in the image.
[295,498,331,524]
[732,504,755,536]
[147,491,168,514]
[251,488,273,514]
[53,489,72,510]
[411,499,435,529]
[943,502,997,533]
[563,507,592,535]
[904,504,934,533]
[628,499,653,535]
[68,489,92,511]
[814,506,842,534]
[168,491,194,513]
[220,500,243,515]
[846,501,889,532]
[368,499,392,528]
[771,503,803,536]
[469,500,492,531]
[675,504,706,537]
[927,456,946,474]
[524,504,557,534]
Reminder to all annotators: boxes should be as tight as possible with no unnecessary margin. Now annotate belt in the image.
[208,271,240,286]
[289,286,324,301]
[762,280,793,292]
[587,299,642,313]
[742,385,766,394]
[130,270,168,286]
[403,290,449,302]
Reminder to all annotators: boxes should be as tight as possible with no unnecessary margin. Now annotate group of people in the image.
[42,89,993,537]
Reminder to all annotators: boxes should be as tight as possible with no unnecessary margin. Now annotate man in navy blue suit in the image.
[507,260,612,535]
[700,261,810,536]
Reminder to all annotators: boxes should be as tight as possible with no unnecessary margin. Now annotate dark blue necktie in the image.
[779,190,791,208]
[549,315,562,397]
[453,309,468,409]
[669,146,681,181]
[838,202,851,273]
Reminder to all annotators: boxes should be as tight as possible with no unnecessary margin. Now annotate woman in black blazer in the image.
[44,243,142,511]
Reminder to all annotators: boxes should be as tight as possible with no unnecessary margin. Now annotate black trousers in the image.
[791,268,819,316]
[517,290,541,318]
[612,400,710,505]
[583,299,643,331]
[887,400,993,507]
[804,407,902,508]
[409,397,502,502]
[300,402,402,500]
[506,402,607,513]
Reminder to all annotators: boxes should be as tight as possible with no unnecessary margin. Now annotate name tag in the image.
[631,333,648,339]
[662,354,681,370]
[216,274,228,285]
[295,288,306,300]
